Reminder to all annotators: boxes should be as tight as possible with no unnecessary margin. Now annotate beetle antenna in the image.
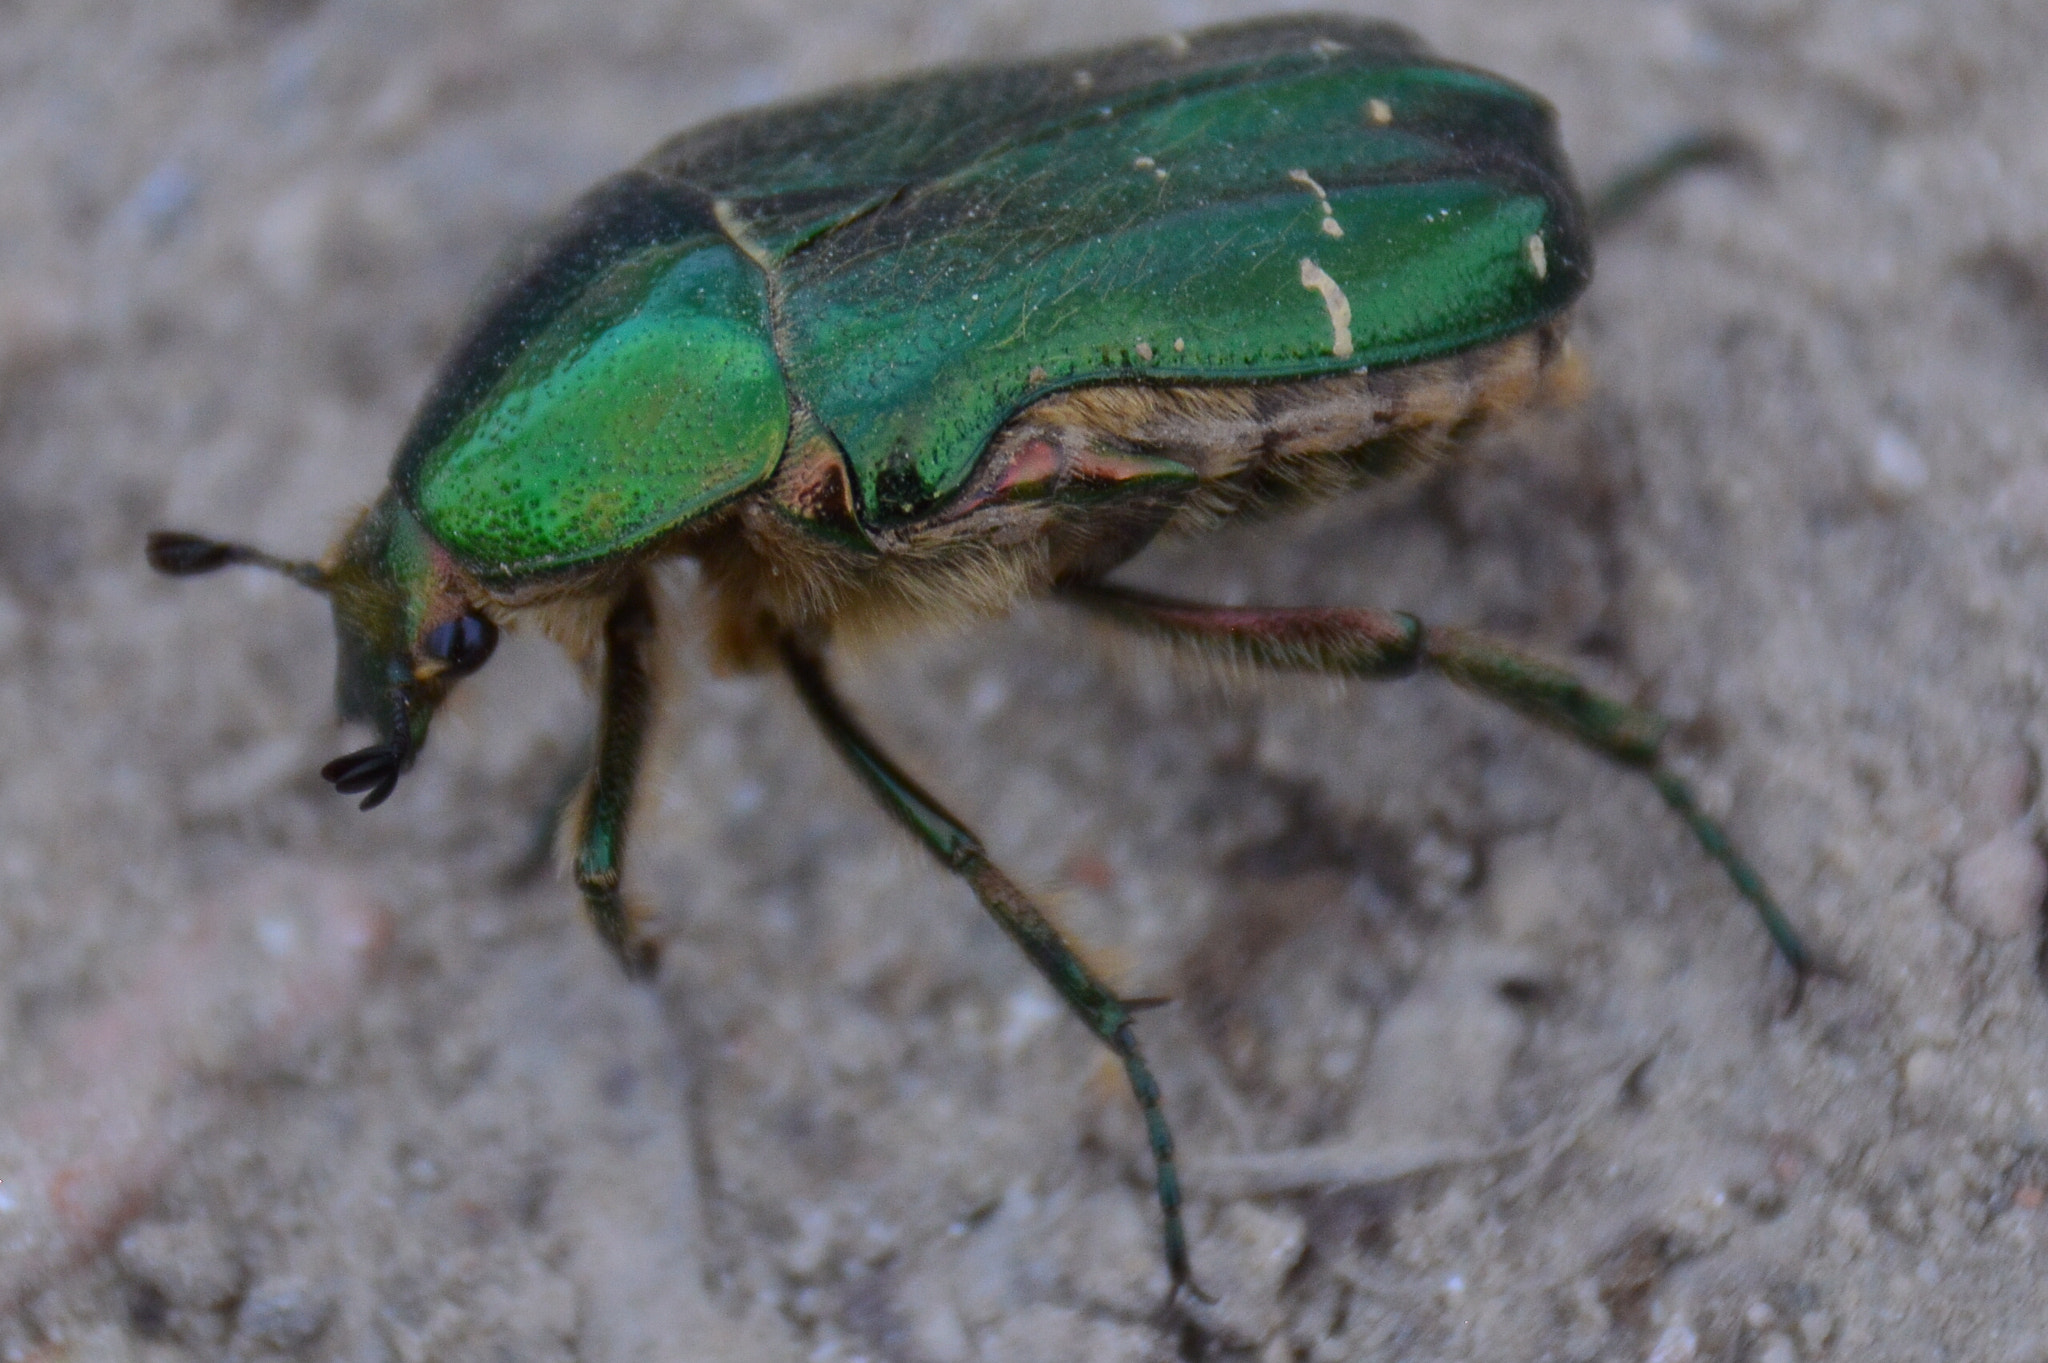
[146,530,328,592]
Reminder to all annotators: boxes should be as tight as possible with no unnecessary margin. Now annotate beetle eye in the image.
[424,611,498,675]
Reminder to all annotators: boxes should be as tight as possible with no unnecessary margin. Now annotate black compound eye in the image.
[423,611,498,675]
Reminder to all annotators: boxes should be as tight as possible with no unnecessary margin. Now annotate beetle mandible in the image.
[148,15,1816,1297]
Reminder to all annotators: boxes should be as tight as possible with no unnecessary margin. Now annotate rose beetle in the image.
[148,15,1816,1296]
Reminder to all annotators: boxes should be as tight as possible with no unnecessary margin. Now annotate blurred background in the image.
[2,0,2046,1359]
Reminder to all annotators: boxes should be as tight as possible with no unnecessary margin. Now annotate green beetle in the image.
[149,15,1814,1296]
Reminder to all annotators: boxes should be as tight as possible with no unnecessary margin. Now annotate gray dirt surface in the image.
[3,0,2046,1359]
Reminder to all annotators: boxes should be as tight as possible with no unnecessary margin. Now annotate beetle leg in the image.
[776,634,1201,1301]
[573,578,662,979]
[1059,581,1820,993]
[1590,131,1751,233]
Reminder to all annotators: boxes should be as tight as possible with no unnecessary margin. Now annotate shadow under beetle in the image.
[148,15,1817,1298]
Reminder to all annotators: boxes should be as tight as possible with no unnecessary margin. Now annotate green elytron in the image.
[148,16,1813,1296]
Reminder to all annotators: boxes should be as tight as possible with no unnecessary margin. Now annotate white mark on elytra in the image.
[1028,365,1048,384]
[1072,68,1094,92]
[1367,97,1394,125]
[711,197,773,272]
[1173,337,1185,353]
[1161,31,1191,57]
[1289,169,1344,238]
[1134,155,1154,169]
[1311,37,1348,57]
[1287,168,1328,201]
[1135,340,1154,362]
[1524,232,1548,281]
[1299,257,1353,358]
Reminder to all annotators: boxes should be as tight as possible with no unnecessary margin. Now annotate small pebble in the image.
[1991,465,2048,551]
[783,1203,836,1277]
[1965,755,2032,824]
[1214,1202,1307,1298]
[1949,825,2046,939]
[0,278,88,374]
[1903,1047,1950,1098]
[251,179,339,297]
[1195,1203,1308,1341]
[1485,834,1572,941]
[977,1303,1154,1363]
[124,159,199,241]
[1645,1319,1697,1363]
[910,1299,970,1363]
[1757,1333,1798,1363]
[1866,425,1930,501]
[1827,1202,1873,1253]
[116,1220,242,1309]
[237,1276,336,1350]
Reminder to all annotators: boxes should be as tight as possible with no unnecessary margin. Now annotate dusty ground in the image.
[3,0,2046,1359]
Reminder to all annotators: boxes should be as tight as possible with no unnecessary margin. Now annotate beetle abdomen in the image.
[711,320,1579,652]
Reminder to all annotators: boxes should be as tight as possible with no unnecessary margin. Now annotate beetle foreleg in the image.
[573,579,663,979]
[1060,582,1821,995]
[776,635,1202,1302]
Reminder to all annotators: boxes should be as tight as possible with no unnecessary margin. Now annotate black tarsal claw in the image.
[321,746,402,811]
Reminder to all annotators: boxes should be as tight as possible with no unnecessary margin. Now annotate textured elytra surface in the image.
[3,2,2048,1362]
[407,13,1591,563]
[656,16,1586,521]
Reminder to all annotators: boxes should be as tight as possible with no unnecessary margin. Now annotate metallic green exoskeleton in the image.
[148,15,1815,1298]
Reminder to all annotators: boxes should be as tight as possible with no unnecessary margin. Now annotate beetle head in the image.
[146,491,498,811]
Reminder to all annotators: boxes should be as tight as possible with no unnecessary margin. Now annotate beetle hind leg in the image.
[777,635,1202,1301]
[1059,581,1824,994]
[1590,131,1752,233]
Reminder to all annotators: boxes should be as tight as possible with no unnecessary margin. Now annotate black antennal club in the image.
[146,531,327,590]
